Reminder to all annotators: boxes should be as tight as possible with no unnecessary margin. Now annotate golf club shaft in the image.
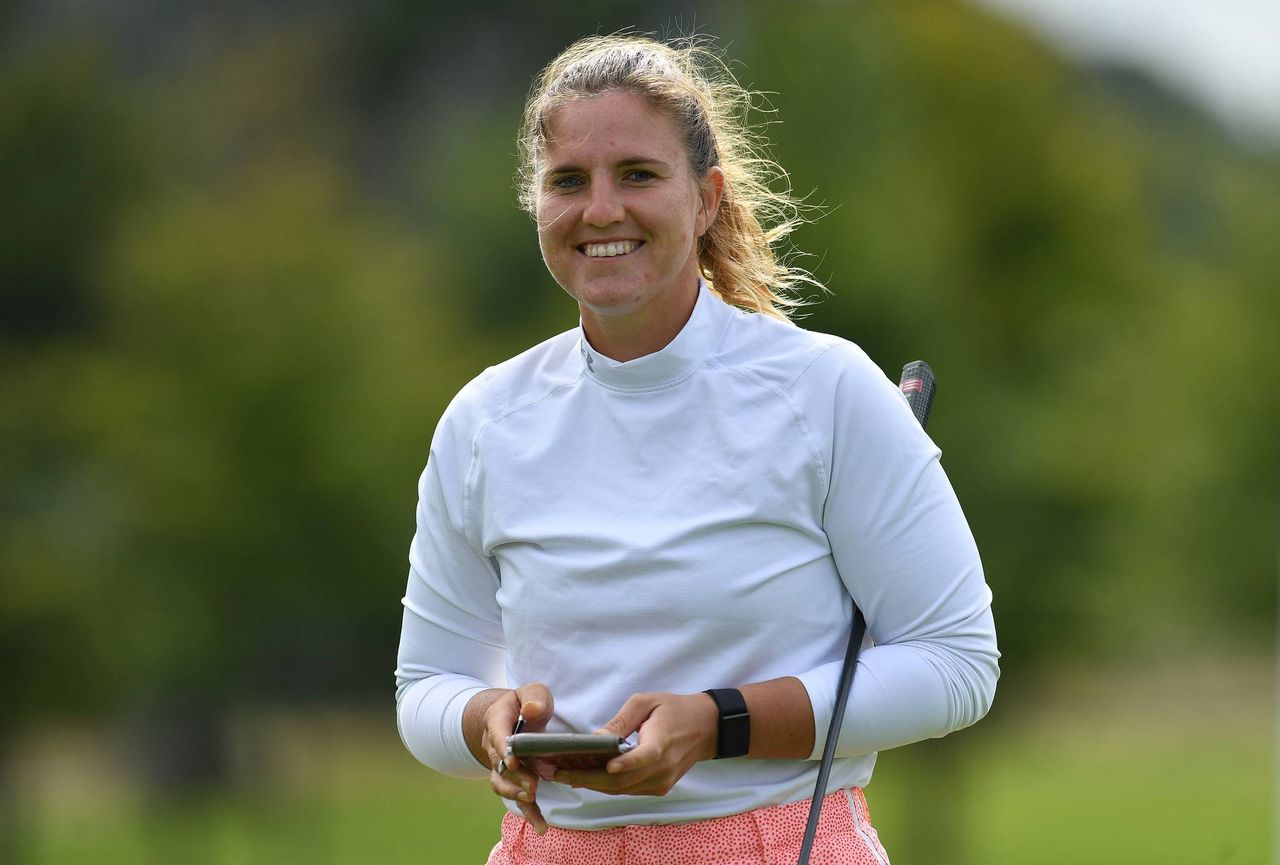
[795,360,937,865]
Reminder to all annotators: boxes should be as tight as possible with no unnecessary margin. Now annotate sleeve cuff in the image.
[396,674,491,779]
[795,661,842,760]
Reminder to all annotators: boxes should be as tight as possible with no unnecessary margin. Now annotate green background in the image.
[2,1,1275,862]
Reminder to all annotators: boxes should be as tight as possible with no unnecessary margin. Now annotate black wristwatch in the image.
[703,688,750,759]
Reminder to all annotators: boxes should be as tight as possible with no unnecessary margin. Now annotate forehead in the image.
[541,90,685,166]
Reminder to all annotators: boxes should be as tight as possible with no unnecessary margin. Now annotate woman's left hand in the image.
[553,691,719,796]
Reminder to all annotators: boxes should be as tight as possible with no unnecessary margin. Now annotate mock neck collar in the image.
[578,282,731,390]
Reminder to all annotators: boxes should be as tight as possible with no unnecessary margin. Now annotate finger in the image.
[490,768,527,800]
[498,745,522,775]
[484,731,509,774]
[484,693,523,770]
[498,755,548,836]
[489,770,525,801]
[552,765,660,794]
[553,766,666,796]
[594,692,656,739]
[491,738,521,774]
[604,740,658,774]
[491,765,539,803]
[515,682,555,727]
[594,723,668,774]
[552,767,622,793]
[518,798,548,835]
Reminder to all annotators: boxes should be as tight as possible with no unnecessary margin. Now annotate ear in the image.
[695,166,725,238]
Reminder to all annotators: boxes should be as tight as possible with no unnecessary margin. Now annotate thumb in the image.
[516,682,555,727]
[595,693,656,738]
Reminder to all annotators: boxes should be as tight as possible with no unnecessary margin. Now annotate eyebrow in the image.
[544,157,672,176]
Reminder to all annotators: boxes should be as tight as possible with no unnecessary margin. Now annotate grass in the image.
[13,658,1275,864]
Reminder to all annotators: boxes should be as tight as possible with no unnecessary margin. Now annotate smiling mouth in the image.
[579,241,643,258]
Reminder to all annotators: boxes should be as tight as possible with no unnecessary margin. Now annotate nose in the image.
[582,178,624,227]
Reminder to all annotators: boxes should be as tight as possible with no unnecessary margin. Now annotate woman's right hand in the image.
[483,682,555,835]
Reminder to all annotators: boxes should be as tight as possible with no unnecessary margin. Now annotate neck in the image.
[580,281,700,362]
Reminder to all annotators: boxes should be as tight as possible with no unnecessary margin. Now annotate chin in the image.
[565,278,646,313]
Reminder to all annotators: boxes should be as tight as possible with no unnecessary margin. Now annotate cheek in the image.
[536,226,564,265]
[535,222,553,252]
[536,199,574,241]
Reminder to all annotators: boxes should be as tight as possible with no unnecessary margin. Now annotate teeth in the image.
[584,241,639,257]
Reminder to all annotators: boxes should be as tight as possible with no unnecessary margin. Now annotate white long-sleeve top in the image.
[395,284,998,829]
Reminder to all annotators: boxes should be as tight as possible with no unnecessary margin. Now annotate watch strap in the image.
[703,688,750,759]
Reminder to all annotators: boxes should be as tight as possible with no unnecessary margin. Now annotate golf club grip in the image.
[796,360,936,865]
[898,360,936,430]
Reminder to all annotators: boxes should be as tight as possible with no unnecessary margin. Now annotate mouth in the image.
[578,240,644,258]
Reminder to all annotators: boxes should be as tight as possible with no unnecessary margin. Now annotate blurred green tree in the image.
[0,1,1275,826]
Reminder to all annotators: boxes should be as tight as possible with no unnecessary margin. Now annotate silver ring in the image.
[496,759,508,776]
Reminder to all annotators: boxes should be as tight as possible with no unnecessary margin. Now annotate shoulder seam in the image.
[787,340,842,391]
[705,356,830,499]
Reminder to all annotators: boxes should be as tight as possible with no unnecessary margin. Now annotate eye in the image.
[625,169,656,182]
[548,174,584,190]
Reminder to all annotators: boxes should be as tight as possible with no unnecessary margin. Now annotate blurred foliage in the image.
[0,0,1275,788]
[745,2,1280,669]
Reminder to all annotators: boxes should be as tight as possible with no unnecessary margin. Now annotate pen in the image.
[496,713,525,776]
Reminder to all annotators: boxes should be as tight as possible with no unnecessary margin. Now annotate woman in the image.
[395,34,998,865]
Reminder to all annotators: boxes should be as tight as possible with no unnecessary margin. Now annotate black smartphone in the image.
[506,732,634,771]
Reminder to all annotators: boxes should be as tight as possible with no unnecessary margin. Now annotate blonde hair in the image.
[517,34,821,320]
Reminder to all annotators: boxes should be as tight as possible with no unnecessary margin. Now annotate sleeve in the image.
[394,386,507,779]
[794,344,999,759]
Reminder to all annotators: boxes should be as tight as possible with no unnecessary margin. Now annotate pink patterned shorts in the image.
[486,788,891,865]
